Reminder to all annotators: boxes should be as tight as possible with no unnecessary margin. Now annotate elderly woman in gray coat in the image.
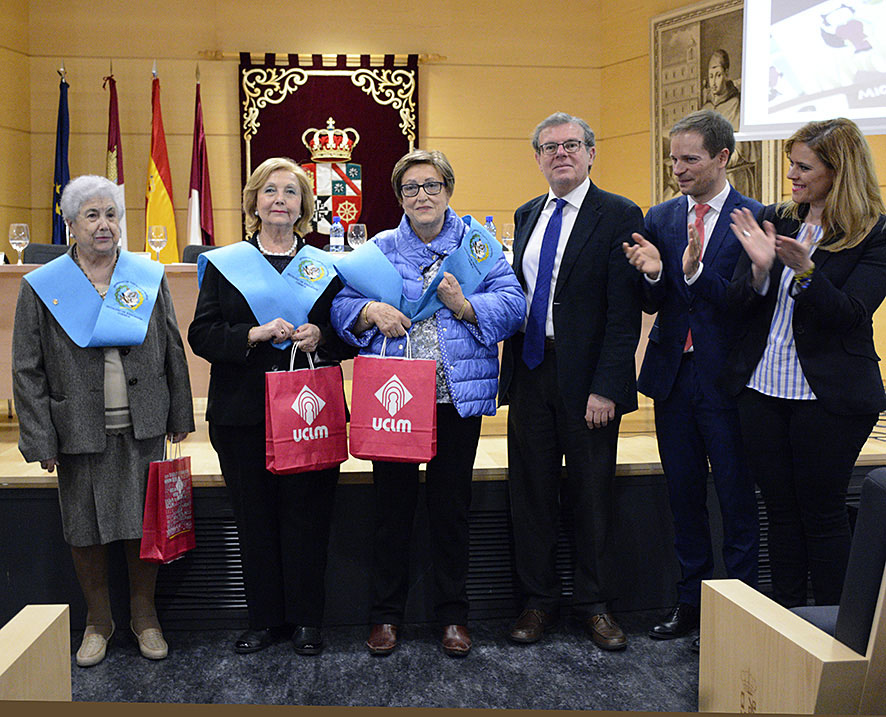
[12,175,194,667]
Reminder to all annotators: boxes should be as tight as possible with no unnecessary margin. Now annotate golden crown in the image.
[301,117,360,162]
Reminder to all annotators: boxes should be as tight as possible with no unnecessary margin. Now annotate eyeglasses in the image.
[538,140,587,156]
[400,181,445,197]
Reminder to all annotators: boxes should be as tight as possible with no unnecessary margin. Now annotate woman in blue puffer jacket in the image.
[332,149,525,658]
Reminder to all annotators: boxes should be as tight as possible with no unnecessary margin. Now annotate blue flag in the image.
[51,76,70,245]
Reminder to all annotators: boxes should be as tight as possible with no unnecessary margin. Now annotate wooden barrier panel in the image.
[699,580,867,714]
[0,604,71,701]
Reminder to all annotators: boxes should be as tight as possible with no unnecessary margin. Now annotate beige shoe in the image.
[131,621,168,660]
[76,622,115,667]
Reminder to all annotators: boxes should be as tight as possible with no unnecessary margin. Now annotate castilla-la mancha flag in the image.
[187,78,214,246]
[145,72,178,262]
[103,73,128,249]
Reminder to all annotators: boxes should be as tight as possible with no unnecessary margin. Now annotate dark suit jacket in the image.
[499,180,644,419]
[722,205,886,416]
[637,187,762,407]
[188,242,353,426]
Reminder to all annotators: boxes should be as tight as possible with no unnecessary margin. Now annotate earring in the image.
[254,211,259,216]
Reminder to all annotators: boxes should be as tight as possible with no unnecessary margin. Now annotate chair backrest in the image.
[181,244,217,263]
[835,468,886,655]
[22,243,68,264]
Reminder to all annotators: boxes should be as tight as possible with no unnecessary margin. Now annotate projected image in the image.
[768,0,886,119]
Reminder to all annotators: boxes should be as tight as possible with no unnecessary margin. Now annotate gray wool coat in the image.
[12,262,194,463]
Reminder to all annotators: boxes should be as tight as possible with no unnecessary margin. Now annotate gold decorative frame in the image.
[240,60,417,175]
[650,0,782,205]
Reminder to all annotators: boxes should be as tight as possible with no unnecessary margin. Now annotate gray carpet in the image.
[71,612,699,710]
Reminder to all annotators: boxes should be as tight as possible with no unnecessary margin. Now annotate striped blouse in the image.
[747,223,823,400]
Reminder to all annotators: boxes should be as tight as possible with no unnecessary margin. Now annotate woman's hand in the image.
[168,432,189,443]
[248,317,295,345]
[623,233,662,280]
[40,457,59,473]
[731,208,777,289]
[366,302,411,338]
[775,234,815,274]
[293,323,322,353]
[437,272,476,323]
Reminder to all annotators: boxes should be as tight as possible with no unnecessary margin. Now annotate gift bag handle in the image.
[380,332,412,359]
[163,437,182,461]
[289,341,319,371]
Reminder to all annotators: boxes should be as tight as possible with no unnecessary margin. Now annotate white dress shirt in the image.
[521,177,590,337]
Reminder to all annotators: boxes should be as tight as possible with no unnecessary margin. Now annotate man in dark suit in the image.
[623,110,761,643]
[499,112,643,651]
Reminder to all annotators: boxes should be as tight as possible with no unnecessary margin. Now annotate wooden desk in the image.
[0,263,210,401]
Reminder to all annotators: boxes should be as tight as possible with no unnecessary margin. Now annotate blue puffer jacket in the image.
[332,208,526,417]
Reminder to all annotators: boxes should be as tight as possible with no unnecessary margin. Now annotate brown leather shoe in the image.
[366,623,398,655]
[585,613,627,651]
[509,608,556,644]
[441,625,471,657]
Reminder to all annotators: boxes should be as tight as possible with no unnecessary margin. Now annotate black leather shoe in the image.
[234,626,291,654]
[691,636,700,653]
[292,626,323,656]
[509,608,557,644]
[648,602,699,640]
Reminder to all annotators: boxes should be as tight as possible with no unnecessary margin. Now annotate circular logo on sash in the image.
[469,232,490,262]
[299,258,326,282]
[113,282,145,310]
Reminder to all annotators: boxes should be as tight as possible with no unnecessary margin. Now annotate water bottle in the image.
[329,216,345,253]
[484,215,497,242]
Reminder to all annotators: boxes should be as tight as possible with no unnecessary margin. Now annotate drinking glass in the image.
[9,224,30,265]
[347,223,367,249]
[147,225,167,261]
[502,223,515,252]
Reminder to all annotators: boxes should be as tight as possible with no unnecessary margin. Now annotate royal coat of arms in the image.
[301,118,361,236]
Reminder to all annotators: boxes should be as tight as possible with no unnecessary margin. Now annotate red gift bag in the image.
[349,335,437,463]
[140,441,195,564]
[265,346,348,474]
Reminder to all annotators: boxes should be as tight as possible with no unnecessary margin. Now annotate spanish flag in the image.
[145,67,178,262]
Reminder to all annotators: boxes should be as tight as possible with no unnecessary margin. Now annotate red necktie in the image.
[684,203,710,352]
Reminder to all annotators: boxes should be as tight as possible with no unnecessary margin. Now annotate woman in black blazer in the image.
[189,157,350,655]
[724,118,886,607]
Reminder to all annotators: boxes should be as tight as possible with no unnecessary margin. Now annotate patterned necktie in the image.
[522,197,567,369]
[684,202,711,352]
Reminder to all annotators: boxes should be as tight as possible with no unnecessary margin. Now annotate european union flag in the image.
[52,75,70,245]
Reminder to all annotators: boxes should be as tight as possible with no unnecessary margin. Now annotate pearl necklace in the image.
[256,234,298,256]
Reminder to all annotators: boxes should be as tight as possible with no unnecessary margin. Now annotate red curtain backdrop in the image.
[239,53,419,247]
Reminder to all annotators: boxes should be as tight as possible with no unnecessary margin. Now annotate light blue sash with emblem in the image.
[24,251,164,348]
[197,241,337,351]
[334,215,502,321]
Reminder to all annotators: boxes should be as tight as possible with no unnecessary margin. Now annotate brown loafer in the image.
[441,624,471,657]
[367,623,398,655]
[509,608,556,644]
[585,612,627,651]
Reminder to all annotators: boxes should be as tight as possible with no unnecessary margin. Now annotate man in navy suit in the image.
[500,112,642,651]
[624,110,760,643]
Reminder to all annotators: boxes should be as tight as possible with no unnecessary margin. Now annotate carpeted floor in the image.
[71,612,699,710]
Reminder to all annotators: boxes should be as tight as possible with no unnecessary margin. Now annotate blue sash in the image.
[334,215,502,321]
[197,242,337,351]
[24,251,164,348]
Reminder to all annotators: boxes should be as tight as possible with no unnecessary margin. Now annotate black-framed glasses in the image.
[538,140,587,155]
[400,181,445,197]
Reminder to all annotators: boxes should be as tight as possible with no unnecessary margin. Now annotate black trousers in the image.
[737,388,877,606]
[209,422,339,629]
[369,403,482,627]
[507,348,620,616]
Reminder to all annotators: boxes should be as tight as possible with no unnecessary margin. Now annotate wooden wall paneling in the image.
[0,604,71,701]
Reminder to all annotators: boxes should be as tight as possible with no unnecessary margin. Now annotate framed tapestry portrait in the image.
[650,0,782,205]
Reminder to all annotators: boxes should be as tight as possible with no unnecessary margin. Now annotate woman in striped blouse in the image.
[723,117,886,607]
